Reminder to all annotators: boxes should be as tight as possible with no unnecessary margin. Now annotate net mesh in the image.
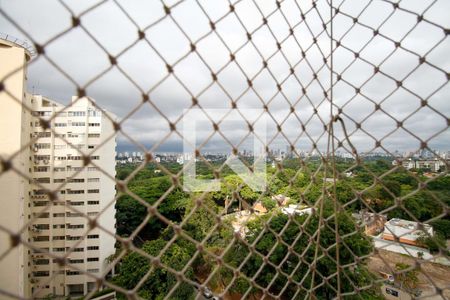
[0,0,449,299]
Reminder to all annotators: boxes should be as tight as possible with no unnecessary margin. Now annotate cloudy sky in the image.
[0,0,449,155]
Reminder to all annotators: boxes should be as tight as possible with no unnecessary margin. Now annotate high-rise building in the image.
[0,37,117,298]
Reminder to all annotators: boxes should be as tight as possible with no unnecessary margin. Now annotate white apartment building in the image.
[0,37,117,299]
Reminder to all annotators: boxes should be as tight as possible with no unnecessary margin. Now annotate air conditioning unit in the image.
[34,160,40,165]
[43,160,49,165]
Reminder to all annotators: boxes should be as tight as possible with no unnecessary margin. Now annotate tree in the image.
[395,263,419,291]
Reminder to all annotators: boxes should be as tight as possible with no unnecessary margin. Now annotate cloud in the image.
[1,0,448,154]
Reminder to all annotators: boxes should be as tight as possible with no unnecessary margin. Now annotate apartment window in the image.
[54,145,66,150]
[90,156,100,160]
[34,224,49,230]
[68,111,86,117]
[56,156,67,161]
[87,201,99,205]
[88,133,100,138]
[33,236,50,242]
[87,189,99,194]
[69,259,84,264]
[87,257,99,262]
[34,259,50,265]
[34,155,50,160]
[68,156,82,161]
[54,178,65,183]
[53,213,65,218]
[66,271,80,276]
[88,167,99,171]
[67,212,83,217]
[52,247,65,252]
[68,178,84,183]
[72,122,85,126]
[55,133,66,138]
[87,235,99,239]
[34,201,48,207]
[35,212,50,218]
[54,123,66,127]
[87,212,98,216]
[73,248,84,252]
[35,132,51,138]
[68,133,85,138]
[67,166,83,171]
[88,145,95,149]
[87,246,99,250]
[33,271,50,277]
[32,111,52,117]
[67,236,82,241]
[88,123,100,127]
[34,166,50,172]
[68,224,84,229]
[53,236,65,241]
[87,178,99,183]
[34,177,50,183]
[34,143,51,149]
[54,167,65,172]
[88,110,101,117]
[87,269,99,273]
[53,224,65,229]
[67,190,84,194]
[68,201,84,206]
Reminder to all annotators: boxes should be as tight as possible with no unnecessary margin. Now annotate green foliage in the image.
[113,238,195,300]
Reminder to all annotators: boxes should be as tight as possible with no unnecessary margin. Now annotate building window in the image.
[35,132,51,138]
[53,213,65,217]
[34,166,50,172]
[34,259,49,265]
[54,123,66,127]
[87,257,99,262]
[88,167,99,171]
[73,248,84,252]
[54,167,65,172]
[87,269,99,273]
[35,212,50,218]
[68,201,84,206]
[33,236,50,242]
[87,234,99,239]
[88,133,100,138]
[68,178,85,183]
[54,178,65,183]
[53,236,65,241]
[87,246,99,250]
[33,201,48,207]
[52,247,65,252]
[67,212,83,217]
[88,123,100,127]
[67,236,82,241]
[33,271,50,277]
[66,271,80,276]
[87,189,99,194]
[69,259,84,264]
[68,224,84,229]
[34,224,49,230]
[71,122,86,126]
[90,156,100,160]
[87,201,99,205]
[67,190,84,194]
[53,224,65,229]
[87,178,99,182]
[68,111,86,117]
[87,212,98,216]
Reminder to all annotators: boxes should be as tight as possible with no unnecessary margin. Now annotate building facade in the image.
[0,38,117,298]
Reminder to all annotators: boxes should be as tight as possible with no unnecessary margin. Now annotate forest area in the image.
[110,158,449,299]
